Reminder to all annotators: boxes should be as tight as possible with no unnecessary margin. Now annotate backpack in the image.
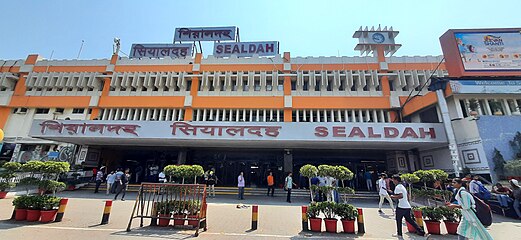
[459,189,492,227]
[477,182,491,200]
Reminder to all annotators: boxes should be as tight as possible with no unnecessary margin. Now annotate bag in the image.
[459,189,493,227]
[477,182,491,200]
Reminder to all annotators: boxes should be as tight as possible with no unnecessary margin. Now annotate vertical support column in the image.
[503,99,512,115]
[357,208,365,234]
[251,205,258,230]
[436,89,462,177]
[177,150,187,165]
[283,149,293,174]
[283,52,292,122]
[54,198,69,222]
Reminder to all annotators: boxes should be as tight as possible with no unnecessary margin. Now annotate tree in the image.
[189,165,205,184]
[414,170,435,189]
[299,164,318,202]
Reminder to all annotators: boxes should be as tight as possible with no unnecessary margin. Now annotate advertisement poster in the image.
[454,31,521,71]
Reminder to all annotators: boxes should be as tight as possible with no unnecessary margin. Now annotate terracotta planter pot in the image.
[0,191,8,199]
[15,209,27,221]
[173,214,185,226]
[187,215,199,228]
[26,209,41,222]
[40,210,58,223]
[158,214,171,226]
[324,218,338,233]
[444,220,459,235]
[424,220,441,235]
[341,219,355,233]
[309,218,322,232]
[406,221,416,233]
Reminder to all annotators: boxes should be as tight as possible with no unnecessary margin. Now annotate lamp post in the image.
[428,77,462,177]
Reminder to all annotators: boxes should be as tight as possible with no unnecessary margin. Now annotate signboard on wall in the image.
[440,28,521,77]
[129,44,193,59]
[450,79,521,94]
[214,41,279,57]
[174,26,237,42]
[455,32,521,71]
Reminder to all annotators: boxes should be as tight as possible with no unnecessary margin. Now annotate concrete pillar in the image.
[177,150,187,165]
[283,149,293,173]
[503,99,512,115]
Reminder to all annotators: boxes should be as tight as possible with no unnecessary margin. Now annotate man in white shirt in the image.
[377,173,395,214]
[390,175,425,237]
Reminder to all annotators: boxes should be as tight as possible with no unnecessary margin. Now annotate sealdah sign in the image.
[314,126,436,139]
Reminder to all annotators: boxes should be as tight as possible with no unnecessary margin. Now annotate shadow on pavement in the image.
[112,226,197,239]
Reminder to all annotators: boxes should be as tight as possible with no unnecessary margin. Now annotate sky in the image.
[1,0,520,60]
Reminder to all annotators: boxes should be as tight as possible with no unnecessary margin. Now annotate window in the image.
[55,108,65,113]
[35,108,50,114]
[72,108,85,114]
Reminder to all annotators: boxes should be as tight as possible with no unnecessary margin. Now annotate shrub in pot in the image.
[40,196,61,223]
[0,162,21,198]
[38,180,66,196]
[421,206,443,235]
[319,201,338,233]
[12,195,31,221]
[0,182,15,199]
[188,165,204,184]
[306,202,323,232]
[187,200,201,227]
[173,200,187,226]
[157,201,173,226]
[336,203,358,233]
[26,195,43,222]
[440,206,461,235]
[300,164,318,202]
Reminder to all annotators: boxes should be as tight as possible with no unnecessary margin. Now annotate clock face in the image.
[372,33,385,43]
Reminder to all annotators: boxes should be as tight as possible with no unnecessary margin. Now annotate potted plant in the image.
[12,195,30,221]
[0,162,21,198]
[187,200,201,227]
[38,180,66,196]
[173,200,187,226]
[40,195,61,223]
[26,195,43,222]
[164,165,178,183]
[300,164,318,202]
[440,206,461,235]
[189,165,205,184]
[157,201,173,226]
[177,165,193,184]
[401,173,420,200]
[320,201,338,233]
[421,206,443,235]
[414,170,435,189]
[306,202,323,232]
[336,203,358,234]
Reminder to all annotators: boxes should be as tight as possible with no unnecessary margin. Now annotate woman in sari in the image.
[446,178,493,240]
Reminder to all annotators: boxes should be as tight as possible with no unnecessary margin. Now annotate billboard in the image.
[129,44,193,59]
[174,26,237,42]
[440,28,521,77]
[213,41,279,58]
[450,80,521,94]
[455,32,521,71]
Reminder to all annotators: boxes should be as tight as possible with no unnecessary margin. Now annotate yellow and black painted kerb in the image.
[101,200,112,225]
[150,202,158,226]
[413,209,425,231]
[301,205,308,231]
[54,198,69,222]
[251,205,258,230]
[357,208,365,234]
[10,208,16,220]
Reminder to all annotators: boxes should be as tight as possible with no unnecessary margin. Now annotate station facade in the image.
[1,27,520,186]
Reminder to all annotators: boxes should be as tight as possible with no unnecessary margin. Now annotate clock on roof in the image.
[372,33,385,43]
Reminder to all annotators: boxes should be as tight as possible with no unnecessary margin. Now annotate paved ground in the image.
[0,191,520,239]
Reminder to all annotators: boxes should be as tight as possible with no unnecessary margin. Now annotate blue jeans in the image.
[496,194,510,207]
[514,198,521,219]
[238,187,244,200]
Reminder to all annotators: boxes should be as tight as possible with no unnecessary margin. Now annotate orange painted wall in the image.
[200,65,283,72]
[0,107,11,129]
[9,96,91,108]
[400,92,438,116]
[291,64,380,71]
[293,97,390,109]
[192,96,284,109]
[98,96,185,108]
[114,65,192,72]
[33,66,106,73]
[388,63,446,71]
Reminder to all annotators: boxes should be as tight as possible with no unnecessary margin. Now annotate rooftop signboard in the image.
[174,26,237,42]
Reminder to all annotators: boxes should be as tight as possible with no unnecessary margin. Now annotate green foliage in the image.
[336,203,358,220]
[177,165,194,179]
[439,206,461,222]
[299,164,318,178]
[430,169,449,181]
[187,200,201,215]
[421,206,444,222]
[0,182,15,191]
[318,165,335,177]
[189,165,205,178]
[2,162,21,172]
[505,159,521,176]
[163,165,178,177]
[332,166,354,181]
[401,173,420,184]
[21,160,44,173]
[12,195,32,209]
[156,200,176,215]
[12,195,61,210]
[18,177,39,186]
[318,201,337,219]
[306,202,323,219]
[337,187,355,195]
[38,180,66,193]
[41,161,70,175]
[40,196,61,211]
[414,170,436,183]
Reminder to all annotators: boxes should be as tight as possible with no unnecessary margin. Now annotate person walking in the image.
[114,169,129,201]
[364,170,373,191]
[390,175,425,237]
[238,172,245,200]
[285,172,296,203]
[94,167,105,193]
[377,173,395,214]
[112,168,124,194]
[207,171,217,198]
[510,179,521,219]
[267,172,275,197]
[106,171,116,195]
[446,178,493,240]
